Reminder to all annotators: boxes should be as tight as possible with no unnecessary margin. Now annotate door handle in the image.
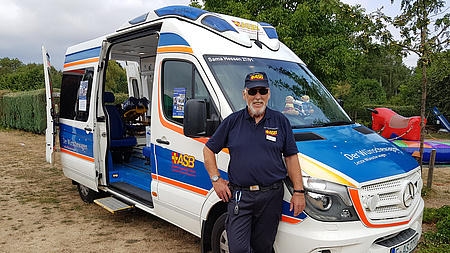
[156,138,170,145]
[84,127,93,132]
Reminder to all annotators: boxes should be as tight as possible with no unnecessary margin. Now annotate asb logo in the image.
[232,20,259,31]
[265,130,277,136]
[251,74,264,80]
[172,152,195,168]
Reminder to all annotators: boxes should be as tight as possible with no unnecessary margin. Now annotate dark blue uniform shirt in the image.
[206,107,298,187]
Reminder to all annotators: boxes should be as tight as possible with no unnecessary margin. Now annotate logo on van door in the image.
[172,152,195,168]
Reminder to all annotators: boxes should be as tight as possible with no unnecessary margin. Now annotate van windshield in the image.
[205,55,352,128]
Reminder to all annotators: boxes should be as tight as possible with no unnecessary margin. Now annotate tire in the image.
[77,183,100,203]
[211,213,229,253]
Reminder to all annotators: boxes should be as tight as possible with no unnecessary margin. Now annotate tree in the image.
[105,60,127,94]
[389,0,450,168]
[0,57,23,75]
[197,0,388,89]
[427,50,450,114]
[0,59,61,92]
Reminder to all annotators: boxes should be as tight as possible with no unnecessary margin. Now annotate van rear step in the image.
[94,197,134,213]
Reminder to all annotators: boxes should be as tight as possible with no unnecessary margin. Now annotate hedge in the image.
[1,89,47,133]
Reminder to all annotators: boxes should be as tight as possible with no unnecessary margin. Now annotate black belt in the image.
[229,180,282,192]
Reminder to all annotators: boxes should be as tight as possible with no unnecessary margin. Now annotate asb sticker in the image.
[172,152,195,168]
[265,128,278,142]
[232,20,259,31]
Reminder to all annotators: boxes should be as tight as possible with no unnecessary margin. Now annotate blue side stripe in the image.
[64,46,101,64]
[158,33,190,47]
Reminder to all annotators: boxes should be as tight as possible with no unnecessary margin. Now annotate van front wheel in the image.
[211,213,229,253]
[77,183,99,203]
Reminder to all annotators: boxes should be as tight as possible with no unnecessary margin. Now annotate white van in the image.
[43,5,423,253]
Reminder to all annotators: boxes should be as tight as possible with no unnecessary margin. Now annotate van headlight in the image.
[285,176,359,222]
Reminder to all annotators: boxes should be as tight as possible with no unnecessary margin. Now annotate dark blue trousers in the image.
[225,185,284,253]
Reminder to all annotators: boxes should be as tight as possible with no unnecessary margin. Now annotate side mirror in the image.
[184,99,208,137]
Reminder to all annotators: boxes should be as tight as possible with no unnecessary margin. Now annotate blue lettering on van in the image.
[59,123,94,158]
[293,125,418,183]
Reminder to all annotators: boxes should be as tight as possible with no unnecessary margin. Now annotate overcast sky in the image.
[1,0,447,70]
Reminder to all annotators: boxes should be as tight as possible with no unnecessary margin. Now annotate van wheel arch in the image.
[77,183,100,203]
[211,212,228,253]
[201,202,227,253]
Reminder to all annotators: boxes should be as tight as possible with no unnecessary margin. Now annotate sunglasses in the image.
[247,88,269,96]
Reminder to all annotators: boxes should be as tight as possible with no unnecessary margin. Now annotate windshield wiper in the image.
[292,121,354,129]
[322,121,355,126]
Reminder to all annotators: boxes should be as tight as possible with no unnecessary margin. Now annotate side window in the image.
[59,68,94,122]
[162,60,215,125]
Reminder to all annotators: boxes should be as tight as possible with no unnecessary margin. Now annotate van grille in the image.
[360,169,422,221]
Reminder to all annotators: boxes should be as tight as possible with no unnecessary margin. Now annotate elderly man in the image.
[203,72,305,253]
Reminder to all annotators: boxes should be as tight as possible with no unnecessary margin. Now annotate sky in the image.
[0,0,447,70]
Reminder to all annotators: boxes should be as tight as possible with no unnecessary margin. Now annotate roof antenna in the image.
[255,24,263,49]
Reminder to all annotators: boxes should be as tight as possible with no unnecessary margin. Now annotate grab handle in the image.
[156,138,170,145]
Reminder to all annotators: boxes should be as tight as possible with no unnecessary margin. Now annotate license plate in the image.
[391,233,419,253]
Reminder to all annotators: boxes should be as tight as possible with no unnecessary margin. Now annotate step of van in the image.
[94,197,134,213]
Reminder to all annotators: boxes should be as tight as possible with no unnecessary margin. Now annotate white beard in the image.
[248,99,266,117]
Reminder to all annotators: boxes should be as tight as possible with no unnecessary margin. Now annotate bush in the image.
[420,205,450,251]
[1,89,46,133]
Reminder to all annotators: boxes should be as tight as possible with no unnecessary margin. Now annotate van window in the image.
[162,60,215,125]
[59,68,94,121]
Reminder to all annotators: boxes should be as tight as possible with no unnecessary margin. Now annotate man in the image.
[203,72,305,253]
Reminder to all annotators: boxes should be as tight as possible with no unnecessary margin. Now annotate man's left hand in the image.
[290,193,306,217]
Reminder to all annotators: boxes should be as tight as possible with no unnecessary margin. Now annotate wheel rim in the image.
[79,184,90,197]
[219,230,229,253]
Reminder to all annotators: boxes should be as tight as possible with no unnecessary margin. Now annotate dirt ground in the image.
[0,130,449,252]
[0,130,200,252]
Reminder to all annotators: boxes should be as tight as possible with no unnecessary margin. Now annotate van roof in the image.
[64,5,304,71]
[117,5,281,51]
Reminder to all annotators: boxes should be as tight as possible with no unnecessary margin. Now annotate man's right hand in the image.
[213,178,232,202]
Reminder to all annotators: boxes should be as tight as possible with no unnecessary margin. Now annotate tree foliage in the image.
[386,0,450,166]
[0,57,62,92]
[105,60,128,94]
[427,50,450,114]
[199,0,392,89]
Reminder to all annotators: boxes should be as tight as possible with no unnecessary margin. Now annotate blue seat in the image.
[104,92,137,148]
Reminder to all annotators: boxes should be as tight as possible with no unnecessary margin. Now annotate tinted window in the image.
[59,68,94,122]
[162,60,215,125]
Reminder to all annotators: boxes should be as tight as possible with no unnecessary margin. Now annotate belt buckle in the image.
[249,185,260,191]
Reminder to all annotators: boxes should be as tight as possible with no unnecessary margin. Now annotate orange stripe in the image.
[157,175,209,196]
[281,215,303,224]
[60,148,94,163]
[157,46,193,54]
[63,57,99,68]
[349,188,411,228]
